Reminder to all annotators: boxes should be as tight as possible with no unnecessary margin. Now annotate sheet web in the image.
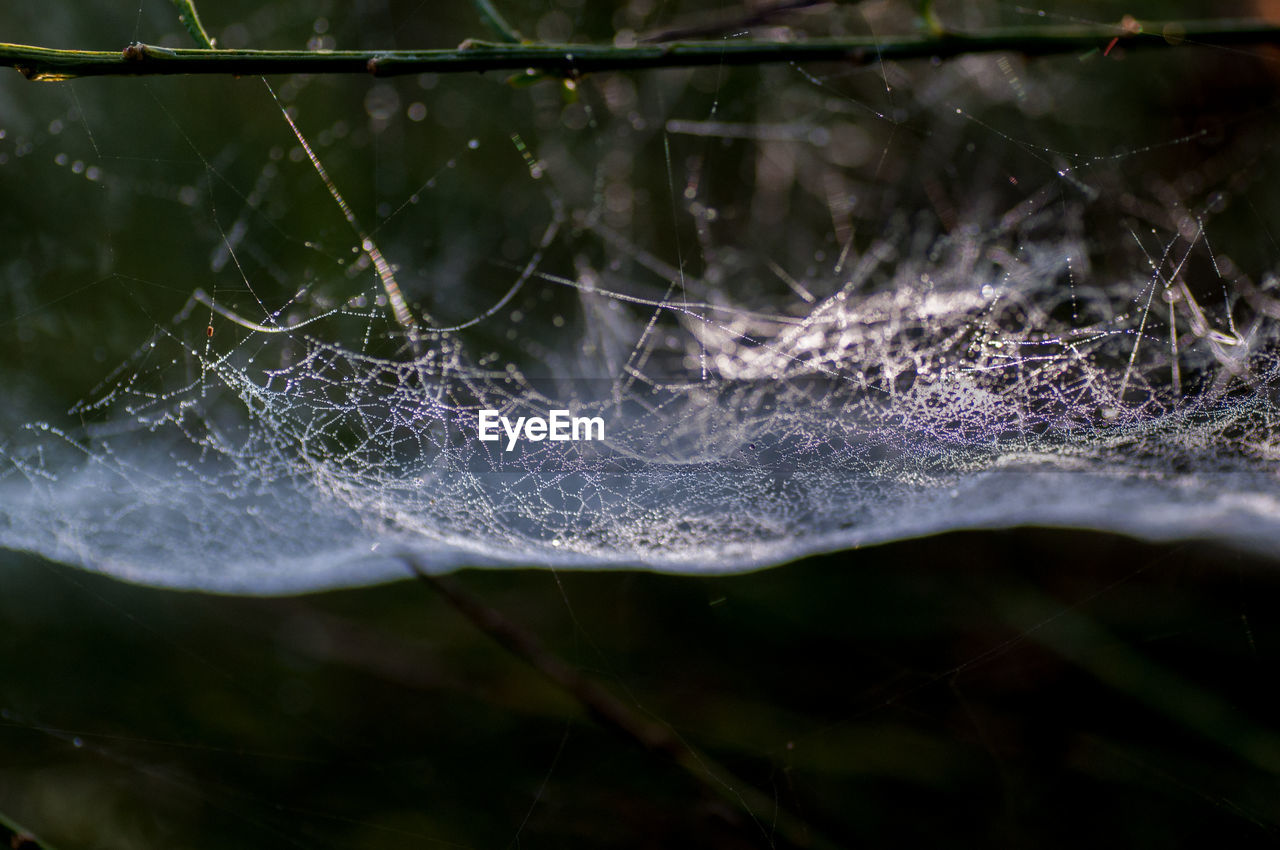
[2,2,1280,591]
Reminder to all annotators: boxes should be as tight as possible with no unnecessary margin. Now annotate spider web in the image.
[2,2,1280,592]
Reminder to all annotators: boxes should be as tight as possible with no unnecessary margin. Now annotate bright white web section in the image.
[2,27,1280,592]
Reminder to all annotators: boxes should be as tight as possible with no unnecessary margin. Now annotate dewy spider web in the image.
[2,4,1280,592]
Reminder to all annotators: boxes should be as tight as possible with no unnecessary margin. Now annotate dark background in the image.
[4,533,1280,848]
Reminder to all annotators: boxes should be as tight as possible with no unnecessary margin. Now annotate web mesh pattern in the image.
[3,6,1280,591]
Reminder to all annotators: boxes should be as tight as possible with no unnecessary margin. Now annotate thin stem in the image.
[916,0,944,37]
[473,0,523,44]
[2,19,1279,81]
[168,0,216,49]
[0,810,57,850]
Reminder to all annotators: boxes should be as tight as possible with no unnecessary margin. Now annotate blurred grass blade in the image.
[474,0,522,43]
[169,0,216,49]
[0,810,58,850]
[1006,589,1280,776]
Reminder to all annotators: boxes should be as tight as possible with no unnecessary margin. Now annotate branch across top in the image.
[3,19,1280,82]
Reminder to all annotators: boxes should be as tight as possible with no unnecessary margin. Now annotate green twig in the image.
[2,20,1279,82]
[0,810,57,850]
[473,0,523,43]
[169,0,216,49]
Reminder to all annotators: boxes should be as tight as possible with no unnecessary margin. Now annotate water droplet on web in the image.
[363,84,400,122]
